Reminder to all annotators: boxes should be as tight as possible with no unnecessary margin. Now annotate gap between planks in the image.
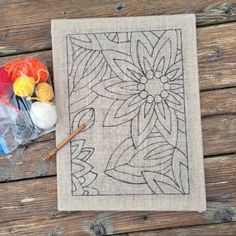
[126,221,236,236]
[0,19,236,181]
[0,153,236,235]
[0,112,236,183]
[0,0,236,58]
[1,21,236,91]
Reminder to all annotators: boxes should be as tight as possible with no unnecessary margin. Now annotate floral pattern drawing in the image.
[67,29,190,196]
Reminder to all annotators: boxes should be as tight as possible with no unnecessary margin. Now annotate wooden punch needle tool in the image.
[43,124,85,161]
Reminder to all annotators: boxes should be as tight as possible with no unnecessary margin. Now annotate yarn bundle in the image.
[0,67,13,100]
[4,57,49,82]
[0,56,57,155]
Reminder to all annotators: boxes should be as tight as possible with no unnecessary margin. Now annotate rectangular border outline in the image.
[66,28,190,196]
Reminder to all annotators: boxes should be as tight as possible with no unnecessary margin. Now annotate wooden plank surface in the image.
[0,0,236,56]
[0,86,236,182]
[0,22,235,183]
[129,222,236,236]
[0,155,235,235]
[1,22,236,92]
[197,23,236,91]
[202,114,236,156]
[200,87,236,116]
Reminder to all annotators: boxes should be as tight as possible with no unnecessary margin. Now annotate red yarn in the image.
[0,67,13,100]
[4,57,49,83]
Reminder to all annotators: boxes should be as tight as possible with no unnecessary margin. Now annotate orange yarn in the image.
[4,57,49,83]
[36,82,54,102]
[4,58,31,82]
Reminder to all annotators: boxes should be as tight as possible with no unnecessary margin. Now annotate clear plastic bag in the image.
[0,56,57,156]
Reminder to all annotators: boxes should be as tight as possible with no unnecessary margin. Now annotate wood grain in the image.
[0,154,235,235]
[197,23,236,91]
[202,114,236,156]
[2,112,236,183]
[1,22,236,91]
[0,139,56,182]
[0,0,235,234]
[1,88,236,182]
[0,0,236,56]
[129,222,236,236]
[201,87,236,116]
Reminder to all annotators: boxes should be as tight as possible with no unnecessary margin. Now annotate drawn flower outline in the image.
[92,31,184,147]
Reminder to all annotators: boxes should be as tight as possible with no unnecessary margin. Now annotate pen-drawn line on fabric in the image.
[66,29,190,196]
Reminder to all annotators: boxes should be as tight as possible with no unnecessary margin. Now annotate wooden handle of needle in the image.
[43,124,86,161]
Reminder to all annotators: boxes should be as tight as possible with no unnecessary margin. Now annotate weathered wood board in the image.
[129,223,236,236]
[0,0,236,234]
[1,22,236,92]
[0,0,236,56]
[0,155,235,235]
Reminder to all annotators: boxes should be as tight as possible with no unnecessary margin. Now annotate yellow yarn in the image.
[13,76,35,97]
[36,82,54,102]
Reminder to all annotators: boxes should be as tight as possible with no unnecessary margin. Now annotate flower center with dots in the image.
[138,70,170,103]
